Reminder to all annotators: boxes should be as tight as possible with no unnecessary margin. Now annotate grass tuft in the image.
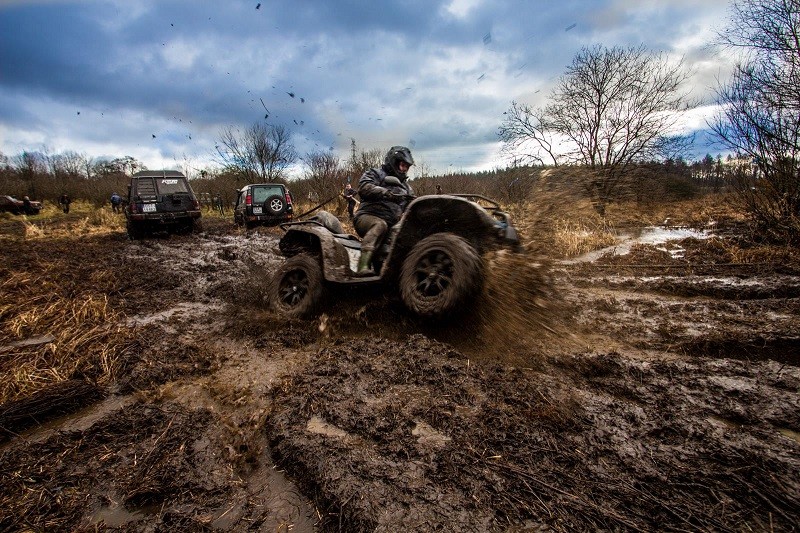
[551,219,618,258]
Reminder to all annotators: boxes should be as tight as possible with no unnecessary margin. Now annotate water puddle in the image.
[14,394,134,446]
[307,416,349,438]
[91,496,157,527]
[126,301,222,327]
[412,420,451,447]
[566,226,714,263]
[706,415,743,430]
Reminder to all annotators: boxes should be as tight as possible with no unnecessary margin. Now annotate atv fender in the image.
[381,195,501,280]
[278,224,360,283]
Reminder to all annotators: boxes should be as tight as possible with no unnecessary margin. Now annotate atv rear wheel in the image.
[399,233,482,319]
[269,254,324,318]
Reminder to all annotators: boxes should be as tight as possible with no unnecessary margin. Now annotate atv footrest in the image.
[341,274,382,283]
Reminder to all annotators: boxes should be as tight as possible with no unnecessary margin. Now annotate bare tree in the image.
[499,45,691,214]
[13,151,47,199]
[43,150,89,200]
[55,151,89,179]
[92,156,144,178]
[303,150,345,207]
[712,0,800,241]
[216,122,297,183]
[499,104,560,167]
[347,139,384,179]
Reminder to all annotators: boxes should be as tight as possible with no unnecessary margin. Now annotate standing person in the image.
[342,183,357,220]
[110,192,122,213]
[353,145,414,275]
[213,194,225,215]
[59,193,72,213]
[22,196,33,215]
[436,184,442,194]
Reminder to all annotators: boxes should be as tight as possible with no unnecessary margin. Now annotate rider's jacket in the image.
[354,165,413,226]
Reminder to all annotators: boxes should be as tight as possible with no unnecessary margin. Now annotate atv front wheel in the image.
[269,254,324,318]
[399,233,482,319]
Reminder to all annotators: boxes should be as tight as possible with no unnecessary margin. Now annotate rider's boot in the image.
[355,250,374,276]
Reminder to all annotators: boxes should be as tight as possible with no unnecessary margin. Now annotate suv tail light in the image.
[192,198,200,210]
[285,192,293,206]
[245,194,252,206]
[130,202,138,214]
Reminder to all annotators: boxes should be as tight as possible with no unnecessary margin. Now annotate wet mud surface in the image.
[1,219,799,531]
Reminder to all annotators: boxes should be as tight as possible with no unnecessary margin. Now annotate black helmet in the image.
[384,145,414,178]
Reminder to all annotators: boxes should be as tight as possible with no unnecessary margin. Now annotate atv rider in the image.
[353,146,414,275]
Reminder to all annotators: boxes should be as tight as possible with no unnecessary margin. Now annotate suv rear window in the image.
[251,185,284,203]
[155,178,191,194]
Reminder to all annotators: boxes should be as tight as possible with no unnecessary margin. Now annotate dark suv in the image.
[233,183,294,228]
[125,170,202,239]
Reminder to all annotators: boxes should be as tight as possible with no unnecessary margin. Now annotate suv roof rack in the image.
[132,170,186,178]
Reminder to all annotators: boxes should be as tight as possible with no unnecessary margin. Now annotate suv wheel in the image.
[399,233,483,319]
[265,195,286,215]
[126,221,146,240]
[269,254,324,318]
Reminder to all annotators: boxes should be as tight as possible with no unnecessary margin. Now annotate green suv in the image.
[233,183,294,229]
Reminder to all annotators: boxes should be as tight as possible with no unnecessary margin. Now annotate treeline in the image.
[0,147,742,211]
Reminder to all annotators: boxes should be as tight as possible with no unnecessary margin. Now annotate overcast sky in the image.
[0,0,735,178]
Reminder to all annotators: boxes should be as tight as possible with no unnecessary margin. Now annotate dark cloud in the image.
[0,4,116,95]
[0,0,734,172]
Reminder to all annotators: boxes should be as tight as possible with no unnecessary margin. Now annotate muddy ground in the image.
[0,216,798,532]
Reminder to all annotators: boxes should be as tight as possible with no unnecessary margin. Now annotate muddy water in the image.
[0,394,134,454]
[117,301,319,532]
[565,225,714,263]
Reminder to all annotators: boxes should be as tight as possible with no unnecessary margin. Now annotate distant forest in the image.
[0,148,744,212]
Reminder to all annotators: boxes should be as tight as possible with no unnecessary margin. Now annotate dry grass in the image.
[708,237,800,265]
[511,194,618,259]
[0,270,133,405]
[0,220,136,405]
[551,219,618,258]
[604,194,746,228]
[508,184,751,259]
[0,202,126,242]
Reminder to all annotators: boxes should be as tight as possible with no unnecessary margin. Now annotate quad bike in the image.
[269,189,520,320]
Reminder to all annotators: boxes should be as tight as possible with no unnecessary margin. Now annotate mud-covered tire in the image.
[265,195,286,215]
[191,219,203,234]
[399,233,483,319]
[269,254,325,318]
[126,221,146,240]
